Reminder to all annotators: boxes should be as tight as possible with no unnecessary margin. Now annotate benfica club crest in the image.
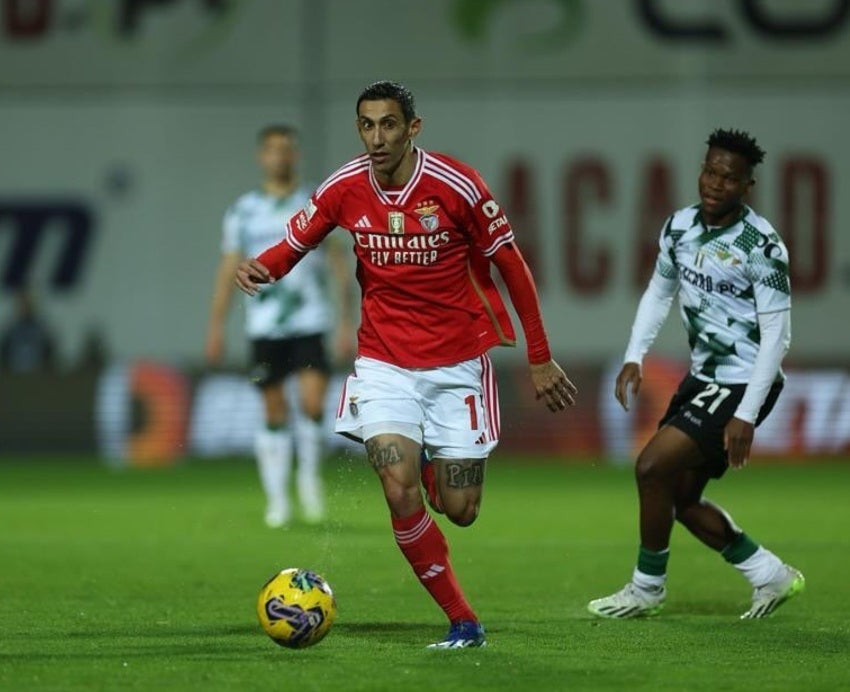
[388,211,405,235]
[414,202,440,233]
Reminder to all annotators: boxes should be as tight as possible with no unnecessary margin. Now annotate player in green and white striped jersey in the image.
[206,125,354,527]
[589,129,804,620]
[653,200,791,386]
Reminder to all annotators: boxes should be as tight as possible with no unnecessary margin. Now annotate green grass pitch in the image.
[1,455,849,691]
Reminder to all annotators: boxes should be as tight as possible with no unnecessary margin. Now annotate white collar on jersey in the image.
[367,146,426,207]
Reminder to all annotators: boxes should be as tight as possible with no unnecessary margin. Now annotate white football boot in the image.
[740,564,805,619]
[588,582,666,619]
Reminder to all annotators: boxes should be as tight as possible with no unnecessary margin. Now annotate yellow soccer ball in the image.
[256,568,337,648]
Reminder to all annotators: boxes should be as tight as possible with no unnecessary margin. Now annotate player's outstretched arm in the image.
[235,258,272,296]
[490,243,577,412]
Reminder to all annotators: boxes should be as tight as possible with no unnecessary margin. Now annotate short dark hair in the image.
[356,81,417,122]
[706,128,765,170]
[257,124,298,144]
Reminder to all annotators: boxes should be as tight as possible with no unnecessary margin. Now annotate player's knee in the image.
[447,507,478,527]
[634,451,654,484]
[444,496,480,527]
[262,386,287,422]
[382,481,412,508]
[382,481,422,517]
[635,449,666,485]
[299,376,328,421]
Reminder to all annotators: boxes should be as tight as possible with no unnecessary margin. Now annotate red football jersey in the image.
[264,148,519,368]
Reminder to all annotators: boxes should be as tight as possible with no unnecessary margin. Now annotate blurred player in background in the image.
[206,124,354,527]
[0,288,56,373]
[588,129,804,620]
[235,81,577,648]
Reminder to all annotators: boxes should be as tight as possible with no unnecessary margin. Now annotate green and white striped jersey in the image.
[653,204,791,384]
[222,188,332,339]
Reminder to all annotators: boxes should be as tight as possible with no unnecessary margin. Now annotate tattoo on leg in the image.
[445,460,485,489]
[365,439,404,470]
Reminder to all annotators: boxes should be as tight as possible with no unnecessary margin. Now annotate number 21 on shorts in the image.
[691,382,732,415]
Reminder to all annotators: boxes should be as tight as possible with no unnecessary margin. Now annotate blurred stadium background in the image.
[1,0,848,465]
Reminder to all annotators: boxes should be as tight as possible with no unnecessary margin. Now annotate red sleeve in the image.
[257,238,301,279]
[257,195,337,279]
[459,166,516,259]
[490,243,552,364]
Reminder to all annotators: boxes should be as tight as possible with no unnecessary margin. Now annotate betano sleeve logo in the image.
[480,199,509,234]
[293,209,309,233]
[481,200,500,218]
[292,199,318,234]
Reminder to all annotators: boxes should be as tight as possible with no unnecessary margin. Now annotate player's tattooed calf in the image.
[445,460,485,488]
[366,438,404,470]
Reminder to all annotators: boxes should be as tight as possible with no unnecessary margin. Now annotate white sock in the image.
[733,547,785,588]
[254,427,292,510]
[295,418,324,518]
[632,567,666,592]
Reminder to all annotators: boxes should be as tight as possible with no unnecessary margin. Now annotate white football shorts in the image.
[334,355,500,459]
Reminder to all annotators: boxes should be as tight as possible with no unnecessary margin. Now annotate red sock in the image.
[420,461,443,513]
[392,507,477,623]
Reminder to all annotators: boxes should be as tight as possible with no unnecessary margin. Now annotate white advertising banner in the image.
[1,0,848,365]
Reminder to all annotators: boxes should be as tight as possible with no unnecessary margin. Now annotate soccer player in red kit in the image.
[236,81,577,648]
